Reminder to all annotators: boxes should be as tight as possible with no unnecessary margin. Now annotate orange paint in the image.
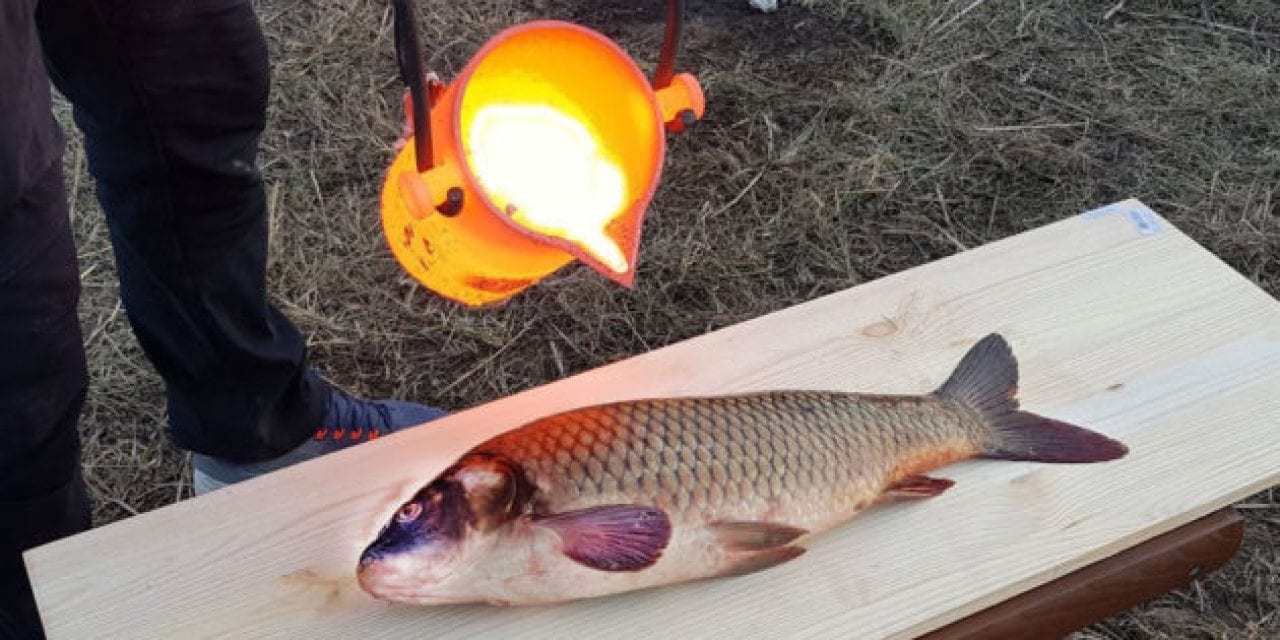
[465,275,536,295]
[381,21,704,307]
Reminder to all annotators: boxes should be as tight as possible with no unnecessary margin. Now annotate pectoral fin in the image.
[534,505,671,572]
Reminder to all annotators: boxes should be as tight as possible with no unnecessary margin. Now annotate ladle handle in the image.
[392,0,434,173]
[652,0,685,89]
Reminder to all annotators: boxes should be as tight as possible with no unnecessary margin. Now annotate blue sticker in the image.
[1125,205,1162,235]
[1082,203,1124,220]
[1082,199,1163,235]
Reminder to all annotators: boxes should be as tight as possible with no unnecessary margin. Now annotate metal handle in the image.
[652,0,686,89]
[392,0,434,173]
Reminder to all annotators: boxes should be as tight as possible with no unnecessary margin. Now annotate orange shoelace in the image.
[313,427,382,442]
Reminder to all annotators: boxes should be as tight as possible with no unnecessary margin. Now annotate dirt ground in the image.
[60,0,1276,637]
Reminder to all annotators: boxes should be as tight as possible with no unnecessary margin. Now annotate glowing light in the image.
[466,103,629,274]
[380,21,704,306]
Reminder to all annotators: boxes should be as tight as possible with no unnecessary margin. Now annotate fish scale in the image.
[476,391,982,529]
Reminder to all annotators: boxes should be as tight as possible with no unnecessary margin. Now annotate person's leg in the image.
[36,0,444,492]
[0,2,91,636]
[36,0,326,464]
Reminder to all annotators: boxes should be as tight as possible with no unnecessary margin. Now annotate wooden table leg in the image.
[921,508,1245,640]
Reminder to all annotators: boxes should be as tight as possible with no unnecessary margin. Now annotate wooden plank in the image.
[25,200,1280,639]
[921,508,1246,640]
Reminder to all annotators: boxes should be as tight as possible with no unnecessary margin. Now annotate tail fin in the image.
[935,334,1128,463]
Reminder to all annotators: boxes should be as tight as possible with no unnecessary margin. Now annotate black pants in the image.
[2,1,327,635]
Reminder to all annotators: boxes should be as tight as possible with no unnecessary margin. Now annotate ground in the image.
[62,0,1276,637]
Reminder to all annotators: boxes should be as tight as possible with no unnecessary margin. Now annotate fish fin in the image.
[535,505,671,572]
[934,333,1020,415]
[935,334,1128,464]
[981,412,1128,463]
[708,520,808,552]
[886,475,955,498]
[718,546,806,578]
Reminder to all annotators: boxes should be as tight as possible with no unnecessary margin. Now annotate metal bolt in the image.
[437,187,464,216]
[679,109,698,130]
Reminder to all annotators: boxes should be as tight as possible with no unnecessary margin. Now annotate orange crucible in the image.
[381,19,704,307]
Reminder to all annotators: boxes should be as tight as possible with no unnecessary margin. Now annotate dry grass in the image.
[61,0,1277,636]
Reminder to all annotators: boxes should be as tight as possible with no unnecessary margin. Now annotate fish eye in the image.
[396,501,423,524]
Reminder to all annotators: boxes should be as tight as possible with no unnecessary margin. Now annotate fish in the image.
[357,333,1127,606]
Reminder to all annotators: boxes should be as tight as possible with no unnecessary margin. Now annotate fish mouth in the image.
[357,556,467,605]
[357,572,465,605]
[366,588,470,606]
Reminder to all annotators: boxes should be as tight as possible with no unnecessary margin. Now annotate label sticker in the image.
[1082,199,1164,235]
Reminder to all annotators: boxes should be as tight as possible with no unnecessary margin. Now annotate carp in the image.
[358,334,1126,606]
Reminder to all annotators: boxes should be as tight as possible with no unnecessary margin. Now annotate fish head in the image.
[357,452,531,604]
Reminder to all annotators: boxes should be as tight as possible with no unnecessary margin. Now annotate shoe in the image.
[191,386,446,495]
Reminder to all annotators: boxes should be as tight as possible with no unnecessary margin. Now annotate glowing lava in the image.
[466,103,629,274]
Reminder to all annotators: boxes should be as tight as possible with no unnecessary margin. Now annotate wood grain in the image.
[25,201,1280,639]
[921,508,1246,640]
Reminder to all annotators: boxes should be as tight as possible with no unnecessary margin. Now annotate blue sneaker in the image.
[192,386,446,495]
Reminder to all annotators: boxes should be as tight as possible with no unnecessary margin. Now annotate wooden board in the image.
[26,200,1280,639]
[922,508,1246,639]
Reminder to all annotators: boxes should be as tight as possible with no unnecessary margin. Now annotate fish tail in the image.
[935,334,1128,463]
